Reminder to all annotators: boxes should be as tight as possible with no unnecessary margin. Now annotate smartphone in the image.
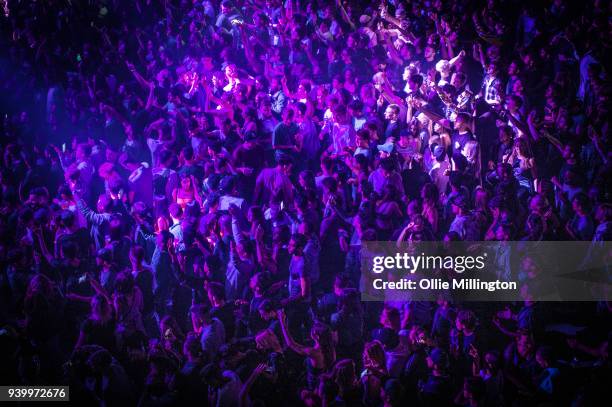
[61,143,66,152]
[76,54,82,62]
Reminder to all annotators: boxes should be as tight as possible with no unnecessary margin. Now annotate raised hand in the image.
[253,363,267,376]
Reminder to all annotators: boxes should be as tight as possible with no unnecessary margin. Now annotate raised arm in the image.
[277,309,309,355]
[336,0,356,30]
[541,131,564,154]
[254,225,278,274]
[126,61,153,90]
[34,228,54,264]
[525,110,543,142]
[239,364,267,407]
[280,76,297,100]
[74,191,108,226]
[88,273,112,306]
[230,205,246,247]
[382,31,403,65]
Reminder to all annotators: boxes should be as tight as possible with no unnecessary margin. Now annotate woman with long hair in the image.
[332,359,363,405]
[361,340,388,406]
[172,173,202,209]
[159,315,185,361]
[375,184,404,240]
[331,288,364,361]
[421,183,441,235]
[277,309,336,390]
[509,137,537,200]
[75,294,117,353]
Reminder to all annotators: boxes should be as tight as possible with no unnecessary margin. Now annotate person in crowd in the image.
[0,0,609,405]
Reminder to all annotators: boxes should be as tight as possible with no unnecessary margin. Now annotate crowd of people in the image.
[0,0,610,405]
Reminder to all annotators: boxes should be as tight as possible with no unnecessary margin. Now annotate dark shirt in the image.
[81,317,117,353]
[384,121,401,140]
[420,374,453,406]
[451,130,474,156]
[272,122,299,151]
[211,302,236,340]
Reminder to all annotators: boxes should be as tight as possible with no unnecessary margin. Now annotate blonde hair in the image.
[462,140,480,164]
[435,59,451,74]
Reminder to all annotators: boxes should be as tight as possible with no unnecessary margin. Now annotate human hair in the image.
[387,104,400,116]
[294,102,307,116]
[380,157,396,173]
[158,230,174,247]
[184,332,203,358]
[206,281,226,302]
[363,340,387,373]
[190,303,210,320]
[338,288,362,316]
[332,359,358,391]
[456,309,477,331]
[409,73,423,87]
[60,209,76,228]
[169,202,183,219]
[160,315,185,341]
[456,112,472,125]
[596,203,612,222]
[311,322,335,369]
[382,306,401,329]
[515,137,532,158]
[348,99,363,112]
[421,183,439,204]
